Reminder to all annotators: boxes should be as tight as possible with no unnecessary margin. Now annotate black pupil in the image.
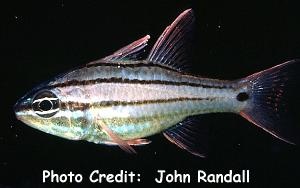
[39,100,53,111]
[236,92,249,101]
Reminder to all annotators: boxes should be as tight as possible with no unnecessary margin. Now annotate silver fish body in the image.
[15,60,247,141]
[14,9,299,156]
[52,61,246,141]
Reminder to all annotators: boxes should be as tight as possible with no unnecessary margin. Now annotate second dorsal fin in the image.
[147,9,195,72]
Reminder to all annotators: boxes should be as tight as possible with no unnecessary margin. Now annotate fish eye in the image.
[32,90,60,118]
[38,100,53,111]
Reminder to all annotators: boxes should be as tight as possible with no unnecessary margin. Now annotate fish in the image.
[14,9,299,157]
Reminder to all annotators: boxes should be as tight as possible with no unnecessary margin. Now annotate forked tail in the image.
[240,59,300,144]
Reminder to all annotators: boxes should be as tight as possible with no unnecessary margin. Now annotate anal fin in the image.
[163,116,209,157]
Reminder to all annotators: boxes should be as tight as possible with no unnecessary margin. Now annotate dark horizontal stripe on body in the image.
[86,61,180,72]
[60,97,214,111]
[50,77,232,89]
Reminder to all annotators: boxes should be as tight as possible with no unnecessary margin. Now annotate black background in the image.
[1,0,300,187]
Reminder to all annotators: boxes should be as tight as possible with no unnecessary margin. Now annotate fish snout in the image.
[14,97,31,120]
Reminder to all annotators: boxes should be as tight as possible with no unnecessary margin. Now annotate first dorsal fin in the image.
[163,116,209,157]
[88,35,150,65]
[147,9,195,72]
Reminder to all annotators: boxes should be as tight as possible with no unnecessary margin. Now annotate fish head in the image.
[14,85,86,140]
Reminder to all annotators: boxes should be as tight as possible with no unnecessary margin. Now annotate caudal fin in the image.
[240,59,300,144]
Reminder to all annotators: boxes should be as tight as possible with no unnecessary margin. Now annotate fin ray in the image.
[163,116,209,157]
[147,9,195,72]
[88,35,150,65]
[97,120,136,154]
[103,139,151,146]
[126,139,151,146]
[240,59,300,144]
